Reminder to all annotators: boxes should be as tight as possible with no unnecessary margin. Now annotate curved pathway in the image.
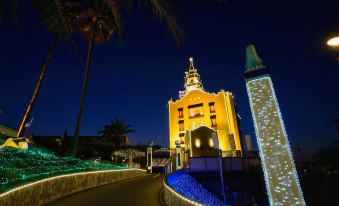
[48,174,164,206]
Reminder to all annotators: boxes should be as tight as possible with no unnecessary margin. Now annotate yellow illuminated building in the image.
[168,58,242,165]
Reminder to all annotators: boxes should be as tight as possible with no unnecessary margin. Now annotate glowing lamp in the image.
[209,138,214,148]
[327,36,339,47]
[195,139,201,148]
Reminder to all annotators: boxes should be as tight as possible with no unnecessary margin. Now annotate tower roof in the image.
[246,45,265,72]
[189,57,195,70]
[180,57,204,98]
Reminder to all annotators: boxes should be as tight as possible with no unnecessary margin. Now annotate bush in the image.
[0,144,126,193]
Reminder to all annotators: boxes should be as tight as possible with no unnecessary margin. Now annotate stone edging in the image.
[0,168,145,206]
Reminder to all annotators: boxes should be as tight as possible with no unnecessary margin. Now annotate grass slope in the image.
[0,139,125,193]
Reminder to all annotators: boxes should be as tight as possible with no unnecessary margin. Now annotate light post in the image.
[146,141,153,174]
[327,36,339,62]
[175,140,182,170]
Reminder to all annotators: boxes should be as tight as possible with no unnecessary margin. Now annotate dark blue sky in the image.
[0,0,338,157]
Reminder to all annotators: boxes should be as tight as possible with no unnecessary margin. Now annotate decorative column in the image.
[244,45,305,205]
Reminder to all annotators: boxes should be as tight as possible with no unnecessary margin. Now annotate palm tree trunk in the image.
[72,28,95,156]
[17,36,58,137]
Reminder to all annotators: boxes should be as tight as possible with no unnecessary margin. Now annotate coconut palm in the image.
[71,0,182,155]
[16,0,74,137]
[99,119,135,147]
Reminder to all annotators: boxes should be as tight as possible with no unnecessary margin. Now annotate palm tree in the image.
[16,0,73,137]
[99,119,135,147]
[71,0,182,155]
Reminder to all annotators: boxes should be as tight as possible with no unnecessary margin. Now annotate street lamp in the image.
[327,36,339,47]
[327,35,339,62]
[146,141,153,173]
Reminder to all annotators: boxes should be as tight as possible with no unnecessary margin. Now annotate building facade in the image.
[244,45,305,205]
[168,58,242,166]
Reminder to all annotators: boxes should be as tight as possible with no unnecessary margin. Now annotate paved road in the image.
[49,174,165,206]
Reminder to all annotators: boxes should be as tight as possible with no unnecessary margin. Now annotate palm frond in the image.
[148,0,183,46]
[105,0,123,40]
[32,0,71,37]
[99,119,135,136]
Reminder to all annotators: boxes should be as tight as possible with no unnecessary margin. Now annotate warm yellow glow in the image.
[327,36,339,47]
[169,60,243,166]
[195,139,201,148]
[209,138,214,148]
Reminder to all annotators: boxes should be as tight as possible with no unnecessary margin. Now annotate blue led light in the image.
[167,170,223,205]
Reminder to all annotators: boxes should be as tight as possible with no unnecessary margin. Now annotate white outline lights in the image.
[246,76,306,206]
[163,180,203,206]
[0,169,146,199]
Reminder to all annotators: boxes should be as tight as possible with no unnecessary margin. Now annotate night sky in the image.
[0,0,338,157]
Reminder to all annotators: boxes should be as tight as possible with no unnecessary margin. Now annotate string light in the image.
[166,170,222,206]
[164,180,202,206]
[246,76,305,205]
[0,144,127,193]
[0,168,145,199]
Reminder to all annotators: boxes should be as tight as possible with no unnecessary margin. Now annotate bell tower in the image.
[184,57,204,93]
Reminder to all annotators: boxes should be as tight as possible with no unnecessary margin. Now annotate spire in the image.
[246,45,265,72]
[182,57,204,96]
[189,57,195,70]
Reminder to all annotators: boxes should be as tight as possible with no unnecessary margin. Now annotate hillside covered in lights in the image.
[0,139,126,193]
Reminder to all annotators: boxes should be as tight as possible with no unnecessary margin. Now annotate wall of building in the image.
[0,169,145,206]
[168,89,242,153]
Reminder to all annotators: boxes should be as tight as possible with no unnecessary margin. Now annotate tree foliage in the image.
[99,119,135,146]
[32,0,73,37]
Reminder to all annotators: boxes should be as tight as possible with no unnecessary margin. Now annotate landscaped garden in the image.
[0,138,126,193]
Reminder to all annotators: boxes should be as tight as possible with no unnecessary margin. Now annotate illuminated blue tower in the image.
[244,45,305,205]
